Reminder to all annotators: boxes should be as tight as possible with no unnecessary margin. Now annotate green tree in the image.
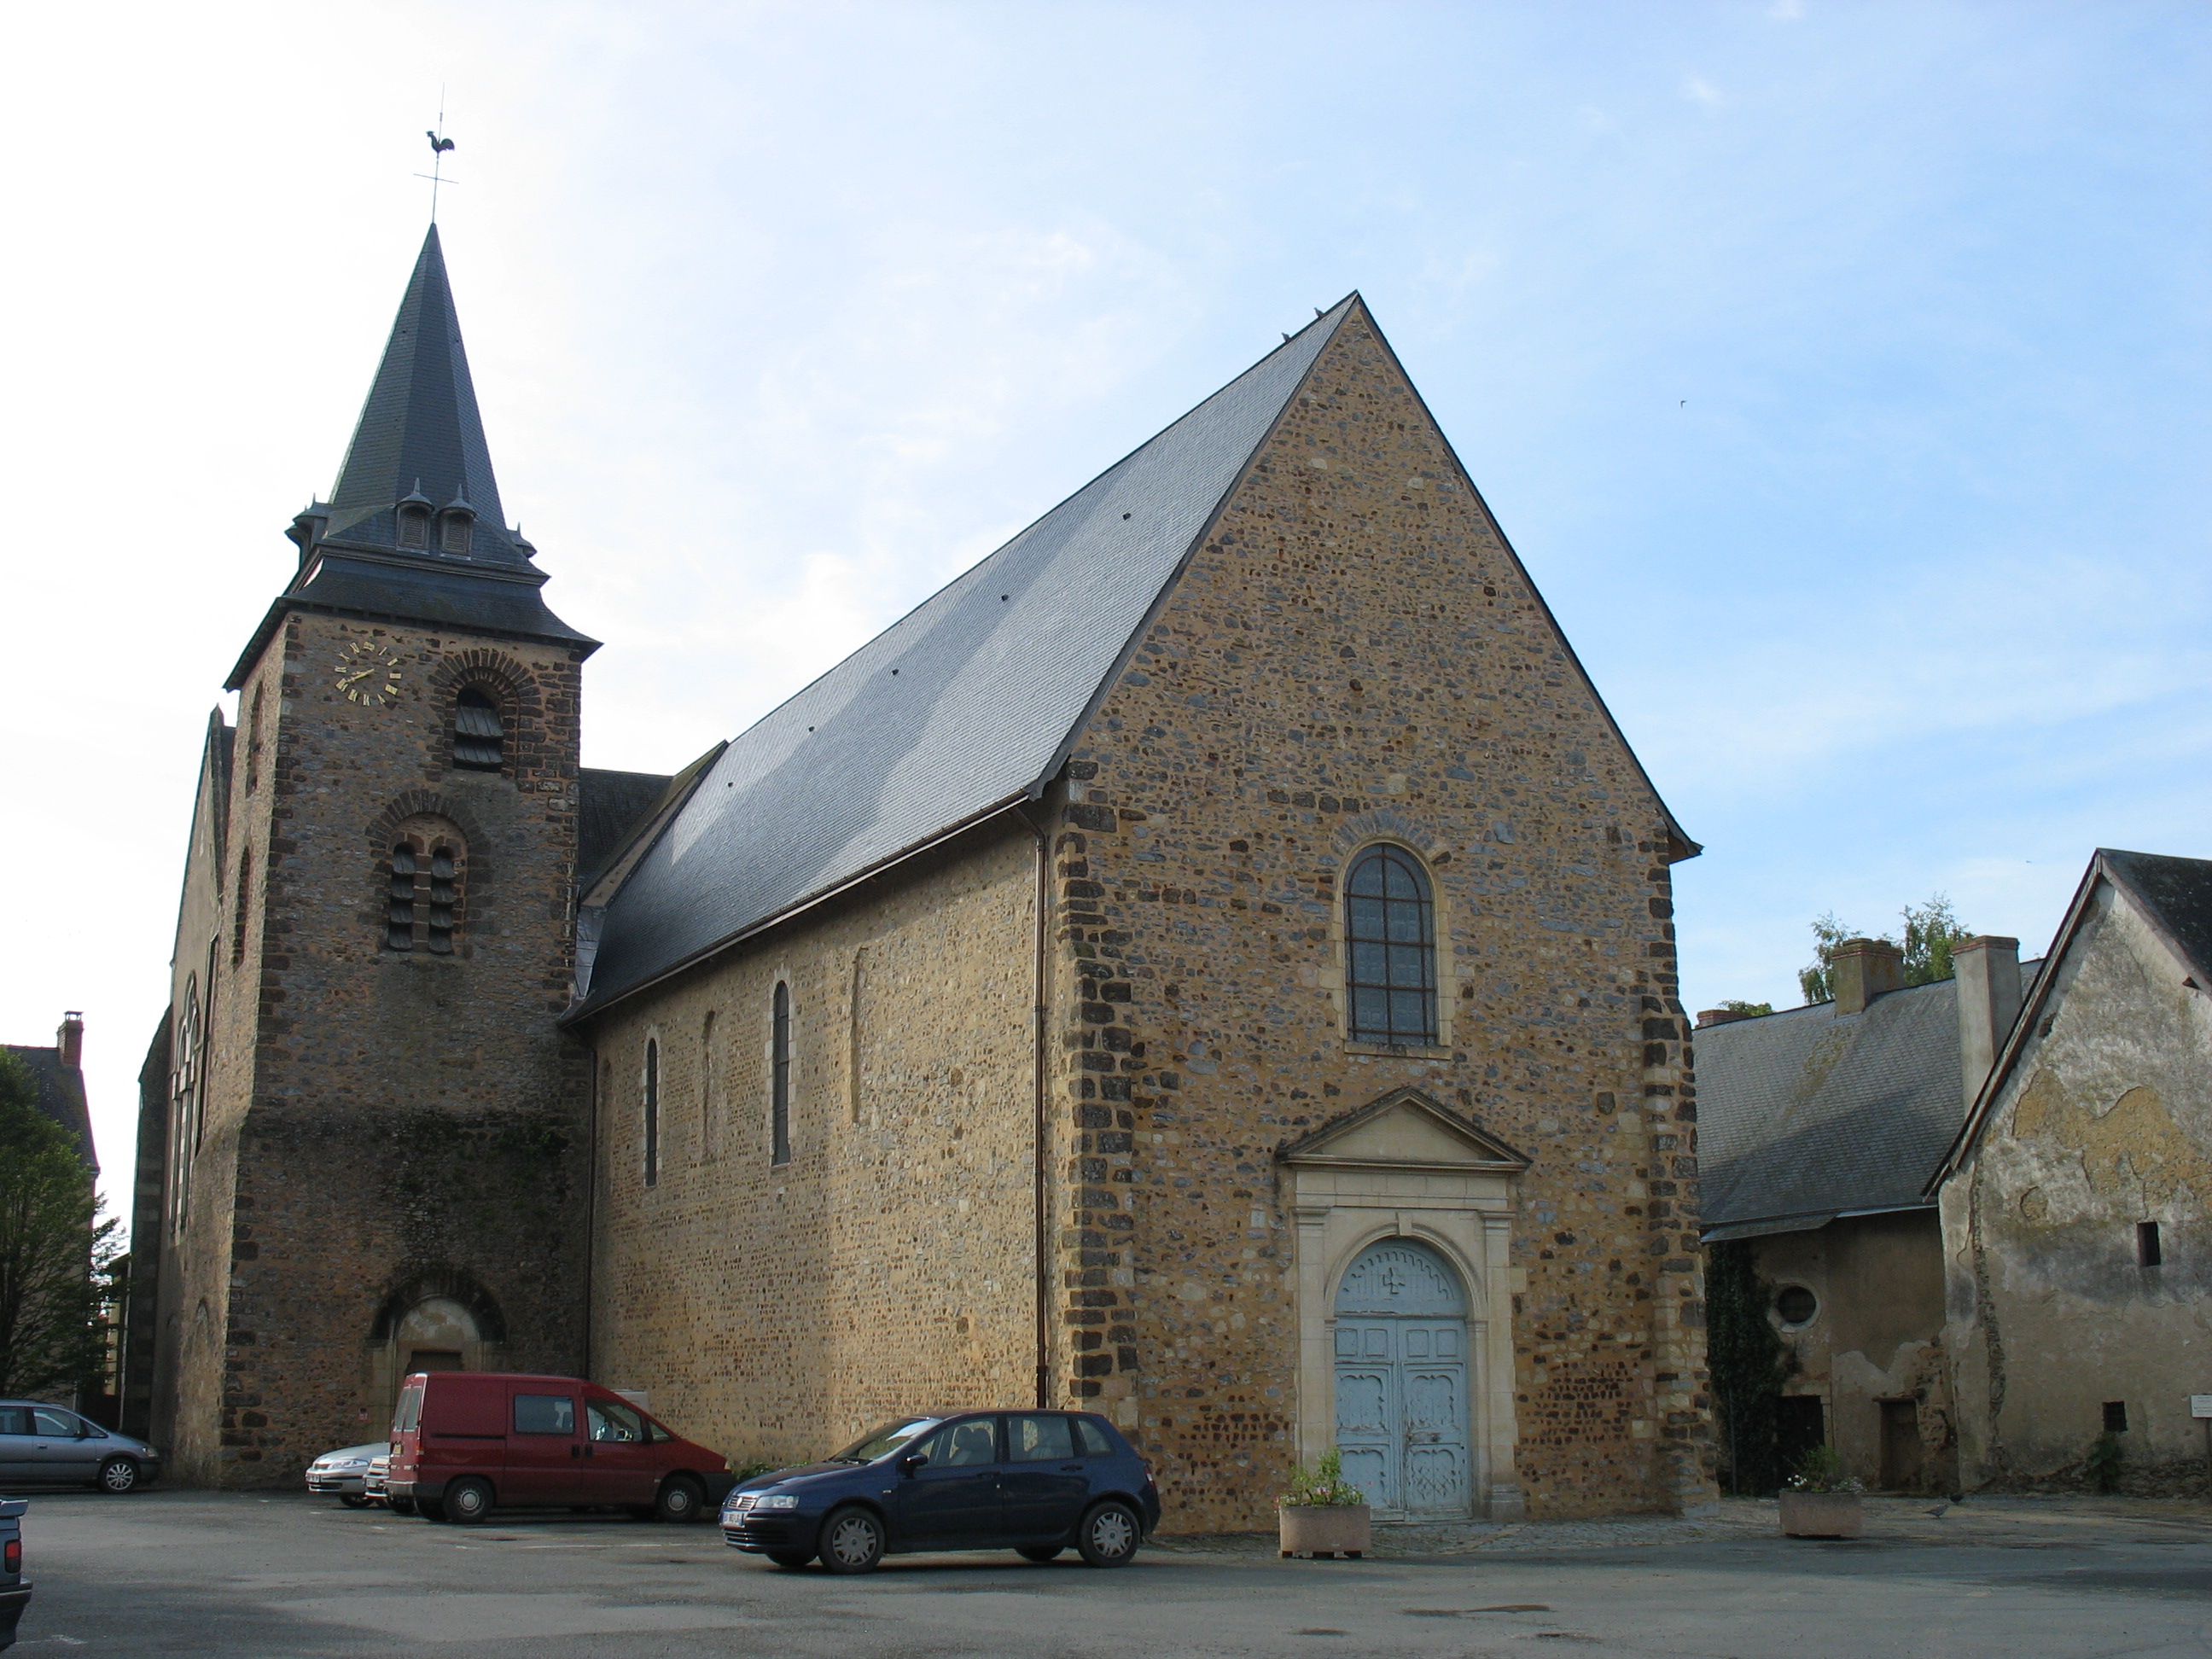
[0,1051,119,1398]
[1718,999,1773,1017]
[1798,894,1973,1004]
[1705,1240,1794,1495]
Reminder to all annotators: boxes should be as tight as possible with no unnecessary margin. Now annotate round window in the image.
[1774,1285,1818,1326]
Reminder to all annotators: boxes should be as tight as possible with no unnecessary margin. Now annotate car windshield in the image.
[830,1417,940,1464]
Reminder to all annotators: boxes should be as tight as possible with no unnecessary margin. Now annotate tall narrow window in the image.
[1344,845,1438,1046]
[453,689,504,770]
[231,850,253,968]
[383,822,466,953]
[2137,1221,2163,1267]
[440,511,473,556]
[771,983,792,1167]
[398,504,432,550]
[643,1039,660,1188]
[701,1011,719,1161]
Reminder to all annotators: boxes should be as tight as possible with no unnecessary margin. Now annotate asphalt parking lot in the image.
[3,1489,2207,1656]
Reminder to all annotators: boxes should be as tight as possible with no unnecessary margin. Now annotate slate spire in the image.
[323,223,514,557]
[230,226,595,688]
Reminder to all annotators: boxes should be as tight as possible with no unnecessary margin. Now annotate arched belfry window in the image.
[1345,845,1438,1046]
[398,504,433,550]
[453,689,504,771]
[771,983,792,1167]
[440,509,473,556]
[385,821,464,954]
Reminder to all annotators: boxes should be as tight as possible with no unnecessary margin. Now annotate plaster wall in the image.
[1753,1210,1952,1490]
[1942,884,2212,1490]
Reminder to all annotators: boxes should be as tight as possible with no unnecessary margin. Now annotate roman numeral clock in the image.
[335,640,404,707]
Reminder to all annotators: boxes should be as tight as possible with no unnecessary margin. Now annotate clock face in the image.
[335,640,405,707]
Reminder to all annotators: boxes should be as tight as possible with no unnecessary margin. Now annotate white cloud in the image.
[1683,75,1724,108]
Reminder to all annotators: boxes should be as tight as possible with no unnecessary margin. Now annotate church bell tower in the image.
[139,226,597,1483]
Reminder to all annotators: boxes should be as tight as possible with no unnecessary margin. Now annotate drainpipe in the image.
[1018,802,1053,1411]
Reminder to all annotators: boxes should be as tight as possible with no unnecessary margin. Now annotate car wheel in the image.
[443,1477,494,1525]
[818,1505,886,1575]
[341,1494,371,1510]
[766,1549,814,1569]
[1075,1500,1140,1568]
[654,1476,706,1523]
[96,1457,141,1494]
[389,1497,417,1516]
[416,1499,446,1522]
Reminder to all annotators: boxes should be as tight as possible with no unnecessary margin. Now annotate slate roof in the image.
[1696,965,2038,1242]
[579,769,677,888]
[4,1044,96,1172]
[577,297,1363,1011]
[2103,848,2212,986]
[228,226,591,688]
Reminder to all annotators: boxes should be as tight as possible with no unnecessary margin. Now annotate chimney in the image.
[56,1010,84,1068]
[1697,1008,1754,1028]
[1831,939,1904,1015]
[1954,936,2022,1108]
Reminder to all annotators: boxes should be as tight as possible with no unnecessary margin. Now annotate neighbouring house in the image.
[5,1012,97,1173]
[1695,937,2037,1492]
[128,220,1720,1523]
[1929,850,2212,1494]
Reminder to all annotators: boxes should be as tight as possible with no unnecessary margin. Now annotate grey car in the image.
[306,1443,387,1507]
[0,1404,159,1493]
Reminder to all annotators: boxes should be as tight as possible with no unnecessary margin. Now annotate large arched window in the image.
[771,982,792,1167]
[453,688,504,771]
[384,820,464,953]
[643,1038,660,1188]
[1345,845,1437,1046]
[169,977,203,1234]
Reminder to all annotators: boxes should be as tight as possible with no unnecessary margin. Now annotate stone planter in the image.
[1779,1490,1864,1539]
[1278,1504,1371,1558]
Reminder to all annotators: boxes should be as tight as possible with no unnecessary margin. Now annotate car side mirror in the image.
[898,1452,928,1476]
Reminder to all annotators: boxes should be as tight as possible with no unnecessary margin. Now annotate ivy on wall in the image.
[1705,1240,1794,1495]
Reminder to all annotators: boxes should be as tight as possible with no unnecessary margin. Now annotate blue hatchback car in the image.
[721,1410,1161,1574]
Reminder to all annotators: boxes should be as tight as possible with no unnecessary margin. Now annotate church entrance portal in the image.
[1332,1239,1471,1518]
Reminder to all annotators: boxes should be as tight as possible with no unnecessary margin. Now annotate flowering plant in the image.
[1282,1447,1369,1507]
[1784,1444,1865,1495]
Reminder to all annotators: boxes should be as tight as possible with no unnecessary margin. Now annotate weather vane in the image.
[417,95,457,222]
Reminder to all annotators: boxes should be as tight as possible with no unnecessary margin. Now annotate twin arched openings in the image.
[386,817,465,953]
[1344,843,1439,1048]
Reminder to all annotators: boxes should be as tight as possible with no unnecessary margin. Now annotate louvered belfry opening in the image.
[386,829,463,953]
[453,687,504,770]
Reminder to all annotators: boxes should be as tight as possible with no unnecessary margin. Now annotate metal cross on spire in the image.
[416,97,457,222]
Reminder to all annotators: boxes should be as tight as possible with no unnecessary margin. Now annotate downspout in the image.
[1019,802,1053,1410]
[583,1047,597,1381]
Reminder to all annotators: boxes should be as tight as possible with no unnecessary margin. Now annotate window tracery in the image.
[1345,844,1438,1046]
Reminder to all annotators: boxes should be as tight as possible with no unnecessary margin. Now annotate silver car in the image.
[0,1402,160,1493]
[306,1442,387,1507]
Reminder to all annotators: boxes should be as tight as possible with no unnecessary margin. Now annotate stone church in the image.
[129,225,1716,1528]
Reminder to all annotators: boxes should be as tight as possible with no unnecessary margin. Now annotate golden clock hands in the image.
[339,668,375,686]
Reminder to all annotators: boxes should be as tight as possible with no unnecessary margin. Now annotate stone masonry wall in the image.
[160,607,591,1484]
[585,825,1042,1470]
[1044,304,1714,1527]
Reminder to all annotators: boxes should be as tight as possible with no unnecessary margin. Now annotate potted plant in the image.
[1278,1448,1371,1558]
[1778,1445,1865,1539]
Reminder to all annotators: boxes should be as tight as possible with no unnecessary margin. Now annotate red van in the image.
[387,1373,735,1525]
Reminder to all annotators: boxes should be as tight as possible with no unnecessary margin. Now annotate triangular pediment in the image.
[1277,1087,1528,1173]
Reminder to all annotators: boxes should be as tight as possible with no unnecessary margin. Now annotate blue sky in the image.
[3,2,2205,1212]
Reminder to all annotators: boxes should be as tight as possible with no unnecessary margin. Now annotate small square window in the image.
[2137,1221,2163,1267]
[2102,1400,2128,1434]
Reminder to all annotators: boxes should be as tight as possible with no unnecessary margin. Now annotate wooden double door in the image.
[1332,1241,1473,1517]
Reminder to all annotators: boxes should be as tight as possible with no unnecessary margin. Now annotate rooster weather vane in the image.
[417,114,458,221]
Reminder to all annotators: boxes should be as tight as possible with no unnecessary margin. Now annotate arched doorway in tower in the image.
[369,1279,504,1424]
[1333,1239,1472,1518]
